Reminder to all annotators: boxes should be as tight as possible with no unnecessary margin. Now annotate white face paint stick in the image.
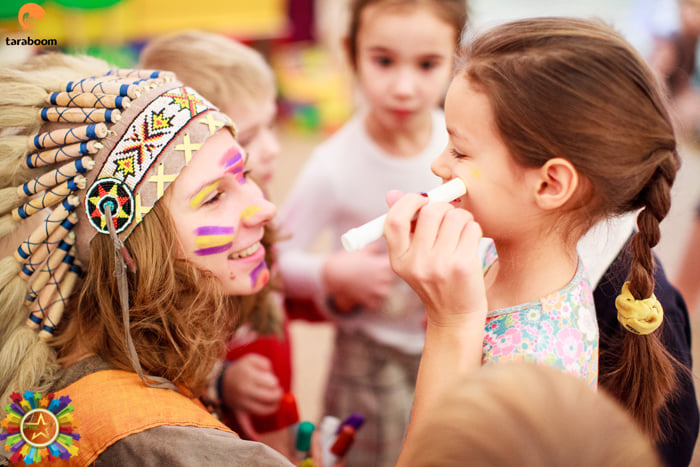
[340,177,467,252]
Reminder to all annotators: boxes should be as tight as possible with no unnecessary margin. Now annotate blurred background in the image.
[2,0,700,463]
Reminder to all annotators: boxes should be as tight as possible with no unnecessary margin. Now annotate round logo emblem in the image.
[85,177,135,234]
[0,391,80,463]
[20,408,59,448]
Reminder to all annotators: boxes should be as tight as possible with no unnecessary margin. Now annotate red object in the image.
[224,318,295,434]
[330,425,356,457]
[276,392,300,427]
[222,298,322,435]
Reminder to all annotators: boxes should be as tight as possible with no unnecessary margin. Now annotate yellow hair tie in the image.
[615,281,663,335]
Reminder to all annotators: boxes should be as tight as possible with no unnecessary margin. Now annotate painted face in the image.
[224,93,279,190]
[355,3,456,133]
[165,129,276,295]
[431,77,540,241]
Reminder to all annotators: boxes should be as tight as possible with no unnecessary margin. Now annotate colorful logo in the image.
[18,3,46,30]
[1,391,80,464]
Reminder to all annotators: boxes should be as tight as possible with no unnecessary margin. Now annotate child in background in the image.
[276,1,468,465]
[648,0,700,138]
[139,31,295,458]
[383,15,683,447]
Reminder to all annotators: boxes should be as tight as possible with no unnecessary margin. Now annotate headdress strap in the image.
[104,205,177,391]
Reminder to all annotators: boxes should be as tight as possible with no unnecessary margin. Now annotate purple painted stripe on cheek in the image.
[195,225,235,236]
[195,243,233,256]
[250,260,268,287]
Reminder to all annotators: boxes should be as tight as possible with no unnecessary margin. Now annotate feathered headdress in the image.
[0,54,236,411]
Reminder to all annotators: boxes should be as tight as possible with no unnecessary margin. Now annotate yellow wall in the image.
[2,0,288,43]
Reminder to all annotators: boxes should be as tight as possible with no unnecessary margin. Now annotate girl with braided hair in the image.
[382,16,689,455]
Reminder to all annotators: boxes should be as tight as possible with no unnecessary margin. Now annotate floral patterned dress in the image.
[481,241,599,388]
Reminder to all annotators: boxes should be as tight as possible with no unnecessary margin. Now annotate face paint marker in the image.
[240,205,262,221]
[341,178,467,251]
[190,181,220,208]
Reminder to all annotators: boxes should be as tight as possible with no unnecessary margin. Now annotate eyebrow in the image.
[447,126,473,148]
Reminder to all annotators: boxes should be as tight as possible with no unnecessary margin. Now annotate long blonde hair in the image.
[53,201,238,395]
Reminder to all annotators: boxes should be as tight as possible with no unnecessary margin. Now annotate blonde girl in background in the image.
[138,31,302,460]
[384,16,684,452]
[276,1,468,465]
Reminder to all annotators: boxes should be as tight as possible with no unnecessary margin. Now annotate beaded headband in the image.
[0,65,235,343]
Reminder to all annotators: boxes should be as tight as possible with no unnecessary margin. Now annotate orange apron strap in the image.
[53,369,235,466]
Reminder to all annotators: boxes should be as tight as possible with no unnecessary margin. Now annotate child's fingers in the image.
[249,384,284,407]
[411,202,453,251]
[433,208,476,257]
[453,219,483,265]
[385,189,405,207]
[384,193,429,255]
[251,369,282,392]
[246,353,274,371]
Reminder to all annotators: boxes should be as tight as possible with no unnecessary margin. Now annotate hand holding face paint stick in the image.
[341,178,467,252]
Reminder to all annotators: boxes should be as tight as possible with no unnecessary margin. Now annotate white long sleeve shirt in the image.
[277,111,448,354]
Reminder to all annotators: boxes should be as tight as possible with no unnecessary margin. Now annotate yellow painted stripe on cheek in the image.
[195,234,235,249]
[190,181,220,208]
[240,205,262,221]
[470,169,482,180]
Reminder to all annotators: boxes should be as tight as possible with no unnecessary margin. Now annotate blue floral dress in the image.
[481,241,599,388]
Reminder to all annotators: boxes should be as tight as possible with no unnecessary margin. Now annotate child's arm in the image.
[276,154,338,306]
[277,152,394,315]
[322,243,394,312]
[383,191,487,448]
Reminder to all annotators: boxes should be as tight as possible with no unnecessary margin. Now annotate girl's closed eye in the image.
[202,190,224,206]
[450,148,469,159]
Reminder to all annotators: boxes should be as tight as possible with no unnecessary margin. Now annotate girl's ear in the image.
[533,158,578,211]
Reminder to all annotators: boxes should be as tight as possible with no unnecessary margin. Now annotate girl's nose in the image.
[240,197,276,226]
[393,68,416,97]
[260,128,280,163]
[431,148,451,178]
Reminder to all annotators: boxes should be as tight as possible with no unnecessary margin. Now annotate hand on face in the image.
[323,243,395,311]
[166,130,276,296]
[383,190,487,327]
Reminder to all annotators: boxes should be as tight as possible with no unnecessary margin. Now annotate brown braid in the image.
[604,151,681,440]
